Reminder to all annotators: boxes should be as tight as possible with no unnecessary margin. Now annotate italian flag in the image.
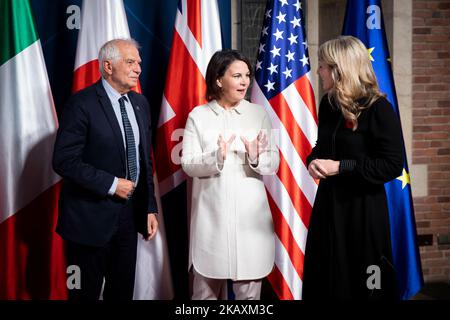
[0,0,67,299]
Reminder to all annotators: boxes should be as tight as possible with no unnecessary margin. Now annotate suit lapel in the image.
[95,81,126,168]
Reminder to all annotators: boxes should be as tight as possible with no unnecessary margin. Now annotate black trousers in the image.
[66,202,138,300]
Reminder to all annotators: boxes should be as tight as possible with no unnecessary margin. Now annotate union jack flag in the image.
[251,0,318,299]
[155,0,222,195]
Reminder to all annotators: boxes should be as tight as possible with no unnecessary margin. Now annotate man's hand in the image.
[114,178,135,200]
[144,213,158,240]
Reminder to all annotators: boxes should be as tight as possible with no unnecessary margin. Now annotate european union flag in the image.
[343,0,423,300]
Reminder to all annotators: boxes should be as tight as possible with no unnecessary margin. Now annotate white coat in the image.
[181,99,280,280]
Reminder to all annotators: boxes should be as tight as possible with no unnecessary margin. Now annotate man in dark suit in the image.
[53,38,158,300]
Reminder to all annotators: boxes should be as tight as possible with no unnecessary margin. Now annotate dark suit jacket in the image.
[53,80,157,247]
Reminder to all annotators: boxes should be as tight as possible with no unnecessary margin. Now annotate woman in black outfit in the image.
[302,36,403,300]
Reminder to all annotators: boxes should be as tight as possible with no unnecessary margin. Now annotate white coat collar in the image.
[208,99,246,116]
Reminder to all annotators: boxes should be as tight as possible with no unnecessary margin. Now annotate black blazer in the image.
[53,80,157,246]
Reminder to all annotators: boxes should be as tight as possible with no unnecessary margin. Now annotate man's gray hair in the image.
[98,38,140,77]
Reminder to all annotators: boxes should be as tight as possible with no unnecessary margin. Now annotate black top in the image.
[302,94,404,300]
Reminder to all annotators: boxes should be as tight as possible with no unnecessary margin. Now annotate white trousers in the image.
[192,268,262,300]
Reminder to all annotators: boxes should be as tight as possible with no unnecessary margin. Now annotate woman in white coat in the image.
[181,49,280,300]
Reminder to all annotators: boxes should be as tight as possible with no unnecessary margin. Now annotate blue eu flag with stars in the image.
[343,0,423,300]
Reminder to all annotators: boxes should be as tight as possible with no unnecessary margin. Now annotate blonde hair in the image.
[318,36,383,130]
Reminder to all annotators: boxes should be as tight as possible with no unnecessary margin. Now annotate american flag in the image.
[251,0,318,300]
[155,0,222,195]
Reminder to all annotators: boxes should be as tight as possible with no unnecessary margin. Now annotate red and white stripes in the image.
[252,72,318,299]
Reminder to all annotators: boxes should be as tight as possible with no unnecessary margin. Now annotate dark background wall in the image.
[30,0,231,130]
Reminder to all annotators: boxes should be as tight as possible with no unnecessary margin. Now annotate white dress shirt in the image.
[102,78,140,195]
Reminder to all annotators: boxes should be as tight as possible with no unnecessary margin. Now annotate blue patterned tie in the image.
[118,96,137,182]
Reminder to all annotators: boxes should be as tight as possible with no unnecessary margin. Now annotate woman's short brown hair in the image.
[205,49,253,101]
